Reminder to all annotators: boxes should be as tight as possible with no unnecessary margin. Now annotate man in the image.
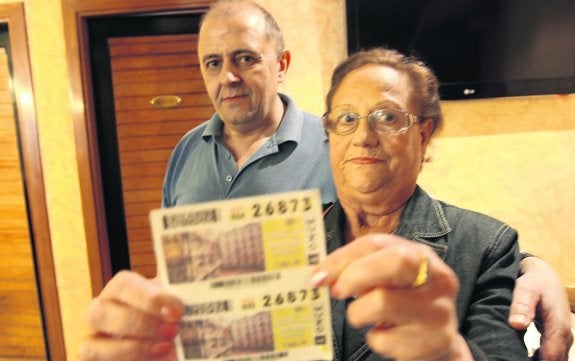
[160,0,335,206]
[78,1,572,361]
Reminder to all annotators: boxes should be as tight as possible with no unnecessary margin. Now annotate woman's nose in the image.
[351,118,379,146]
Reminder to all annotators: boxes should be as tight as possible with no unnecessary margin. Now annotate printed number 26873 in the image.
[252,197,312,217]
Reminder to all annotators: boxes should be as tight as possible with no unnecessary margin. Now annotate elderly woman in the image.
[310,48,530,360]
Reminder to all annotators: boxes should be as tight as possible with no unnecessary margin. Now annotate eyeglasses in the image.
[323,108,420,136]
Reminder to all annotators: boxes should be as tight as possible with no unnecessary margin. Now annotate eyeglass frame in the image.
[322,108,421,136]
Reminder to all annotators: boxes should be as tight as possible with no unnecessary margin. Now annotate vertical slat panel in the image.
[0,48,47,360]
[108,34,212,277]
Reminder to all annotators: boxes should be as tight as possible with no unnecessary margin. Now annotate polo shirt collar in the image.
[200,93,303,145]
[275,93,302,144]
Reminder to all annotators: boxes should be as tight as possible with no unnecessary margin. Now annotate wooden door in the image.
[108,33,213,277]
[0,47,47,360]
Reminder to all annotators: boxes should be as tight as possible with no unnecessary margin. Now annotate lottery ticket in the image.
[150,189,334,361]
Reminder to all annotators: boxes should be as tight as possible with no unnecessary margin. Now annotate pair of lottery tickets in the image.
[150,189,334,361]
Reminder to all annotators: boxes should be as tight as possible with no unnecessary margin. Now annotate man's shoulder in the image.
[301,111,322,123]
[280,93,322,123]
[300,112,327,140]
[169,121,213,158]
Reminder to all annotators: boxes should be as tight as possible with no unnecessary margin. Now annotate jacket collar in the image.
[324,186,450,259]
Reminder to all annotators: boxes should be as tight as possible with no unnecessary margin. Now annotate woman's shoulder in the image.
[439,199,511,229]
[436,199,519,258]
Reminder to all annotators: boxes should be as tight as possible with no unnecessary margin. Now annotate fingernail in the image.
[509,314,529,326]
[160,306,180,322]
[310,270,328,287]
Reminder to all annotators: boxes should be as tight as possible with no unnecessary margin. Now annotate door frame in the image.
[61,0,214,294]
[0,3,65,361]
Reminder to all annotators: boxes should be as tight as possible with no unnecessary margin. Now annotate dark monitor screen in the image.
[346,0,575,100]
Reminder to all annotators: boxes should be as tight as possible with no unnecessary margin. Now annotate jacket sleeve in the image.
[460,224,530,360]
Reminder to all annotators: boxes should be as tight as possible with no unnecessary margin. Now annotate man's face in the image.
[198,10,287,128]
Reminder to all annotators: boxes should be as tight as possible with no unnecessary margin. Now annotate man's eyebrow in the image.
[201,49,256,60]
[230,48,259,56]
[201,54,220,63]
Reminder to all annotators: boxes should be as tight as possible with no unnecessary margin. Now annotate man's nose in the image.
[219,61,241,84]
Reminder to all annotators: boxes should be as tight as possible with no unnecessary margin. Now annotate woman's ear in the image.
[420,118,434,144]
[419,118,435,162]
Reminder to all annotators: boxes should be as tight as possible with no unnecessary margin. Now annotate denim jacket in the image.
[324,186,529,361]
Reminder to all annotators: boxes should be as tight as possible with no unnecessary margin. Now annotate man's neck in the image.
[222,96,286,169]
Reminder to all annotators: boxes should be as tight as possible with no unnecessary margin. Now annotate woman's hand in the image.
[311,233,473,361]
[79,271,183,361]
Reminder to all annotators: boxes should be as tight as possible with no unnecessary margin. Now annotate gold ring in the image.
[412,256,429,288]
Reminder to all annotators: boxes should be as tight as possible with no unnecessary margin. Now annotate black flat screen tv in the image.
[346,0,575,100]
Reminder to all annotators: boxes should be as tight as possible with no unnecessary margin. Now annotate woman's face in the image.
[328,64,432,205]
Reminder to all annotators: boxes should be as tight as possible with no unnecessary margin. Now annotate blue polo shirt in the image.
[162,94,336,207]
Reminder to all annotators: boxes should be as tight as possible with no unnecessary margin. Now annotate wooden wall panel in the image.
[0,48,47,360]
[109,34,212,277]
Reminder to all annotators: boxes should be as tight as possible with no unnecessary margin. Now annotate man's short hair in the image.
[200,0,285,56]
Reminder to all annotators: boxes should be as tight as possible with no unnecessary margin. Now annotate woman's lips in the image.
[348,157,382,164]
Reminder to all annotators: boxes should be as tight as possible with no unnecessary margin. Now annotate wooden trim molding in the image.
[61,0,214,294]
[567,285,575,314]
[0,3,67,360]
[63,0,214,15]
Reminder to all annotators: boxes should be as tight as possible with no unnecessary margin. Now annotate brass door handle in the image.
[150,95,182,109]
